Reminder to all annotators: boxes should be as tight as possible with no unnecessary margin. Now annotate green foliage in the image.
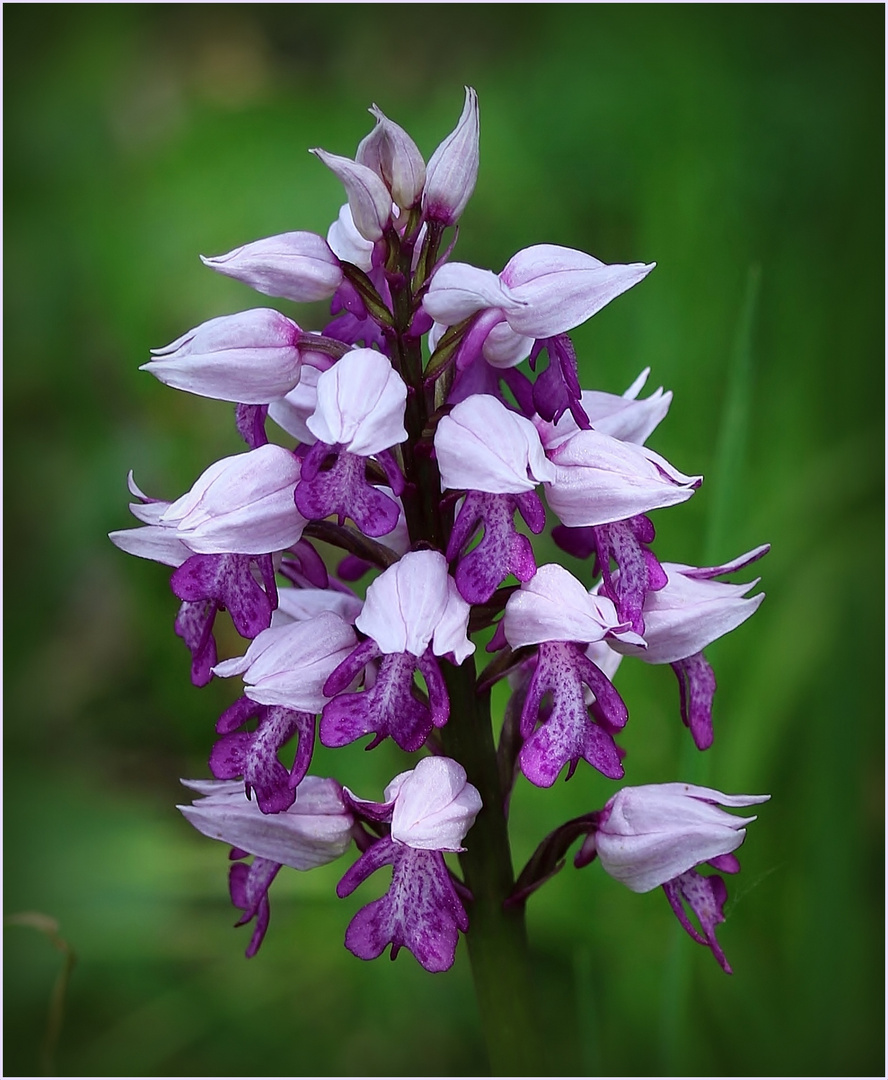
[4,6,883,1075]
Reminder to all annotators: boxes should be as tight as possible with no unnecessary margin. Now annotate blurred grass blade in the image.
[659,265,761,1073]
[705,264,761,565]
[5,912,76,1076]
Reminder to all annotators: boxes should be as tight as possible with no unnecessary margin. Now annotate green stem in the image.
[441,662,542,1076]
[386,228,541,1075]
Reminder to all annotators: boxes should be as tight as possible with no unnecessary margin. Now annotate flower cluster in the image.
[112,89,769,974]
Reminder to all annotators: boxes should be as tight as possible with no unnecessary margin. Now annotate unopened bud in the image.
[311,148,393,242]
[200,232,342,303]
[423,87,480,225]
[357,105,426,210]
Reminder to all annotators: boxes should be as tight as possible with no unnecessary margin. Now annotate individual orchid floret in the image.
[320,551,473,753]
[142,309,305,405]
[581,783,769,891]
[426,246,654,427]
[200,232,343,303]
[295,349,408,537]
[422,86,479,226]
[577,783,769,972]
[337,758,480,972]
[213,609,358,713]
[436,395,556,603]
[356,105,426,210]
[424,244,654,342]
[310,148,393,242]
[503,565,643,787]
[179,776,354,957]
[110,474,279,686]
[543,428,702,528]
[607,545,769,748]
[160,443,307,555]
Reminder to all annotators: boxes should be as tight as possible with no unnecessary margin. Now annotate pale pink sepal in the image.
[213,610,358,713]
[503,564,642,649]
[326,203,375,272]
[544,430,702,527]
[267,363,322,444]
[390,757,482,852]
[160,444,307,555]
[609,561,765,664]
[435,394,555,494]
[500,244,655,339]
[178,775,353,870]
[272,587,363,627]
[108,524,193,568]
[594,783,770,893]
[356,550,474,663]
[423,262,525,325]
[307,349,407,456]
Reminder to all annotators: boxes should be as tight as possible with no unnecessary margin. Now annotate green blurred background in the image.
[4,5,883,1076]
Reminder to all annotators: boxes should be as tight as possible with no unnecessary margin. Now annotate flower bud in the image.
[422,87,480,225]
[357,105,426,210]
[200,232,343,303]
[310,148,393,241]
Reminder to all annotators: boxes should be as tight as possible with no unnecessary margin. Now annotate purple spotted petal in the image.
[337,838,468,972]
[235,403,269,449]
[592,515,667,635]
[663,869,732,974]
[174,599,218,687]
[320,649,448,752]
[229,855,281,958]
[672,652,717,750]
[447,490,544,605]
[171,552,277,640]
[518,641,626,786]
[295,444,400,538]
[210,700,315,813]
